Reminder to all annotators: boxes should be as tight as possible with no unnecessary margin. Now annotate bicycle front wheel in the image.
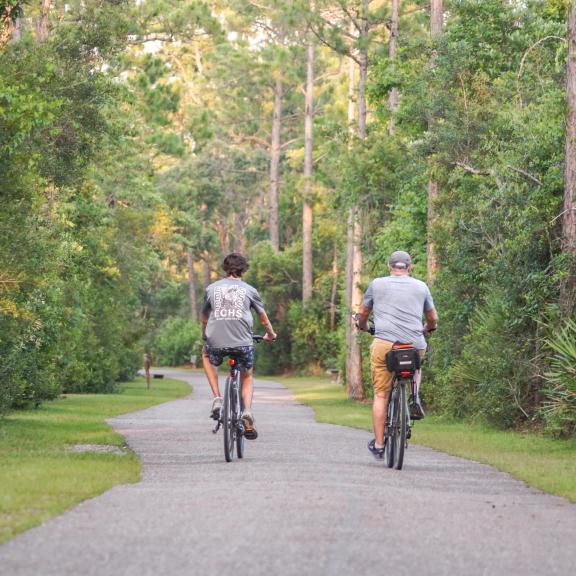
[223,376,236,462]
[393,382,407,470]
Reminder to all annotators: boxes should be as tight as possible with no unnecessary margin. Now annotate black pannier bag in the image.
[385,344,420,376]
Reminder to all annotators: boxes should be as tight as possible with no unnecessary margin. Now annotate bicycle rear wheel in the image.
[385,385,397,468]
[223,376,236,462]
[393,383,407,470]
[236,377,245,459]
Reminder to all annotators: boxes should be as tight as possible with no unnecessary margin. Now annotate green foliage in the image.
[1,0,573,443]
[0,2,162,412]
[361,0,571,433]
[287,301,340,372]
[147,317,202,366]
[541,319,576,437]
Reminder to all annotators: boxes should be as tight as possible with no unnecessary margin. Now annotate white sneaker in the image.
[211,396,222,419]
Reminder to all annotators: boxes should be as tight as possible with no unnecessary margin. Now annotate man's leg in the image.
[202,348,220,397]
[373,392,389,447]
[370,339,394,450]
[240,369,254,410]
[240,369,257,439]
[410,349,426,419]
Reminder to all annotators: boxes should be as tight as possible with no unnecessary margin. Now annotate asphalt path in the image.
[1,368,575,576]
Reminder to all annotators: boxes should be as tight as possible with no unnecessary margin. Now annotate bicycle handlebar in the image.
[253,335,276,343]
[352,312,434,338]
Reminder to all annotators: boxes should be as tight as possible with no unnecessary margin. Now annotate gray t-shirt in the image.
[202,278,265,348]
[363,275,435,350]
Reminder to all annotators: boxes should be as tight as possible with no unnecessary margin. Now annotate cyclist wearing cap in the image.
[202,253,276,440]
[355,250,438,459]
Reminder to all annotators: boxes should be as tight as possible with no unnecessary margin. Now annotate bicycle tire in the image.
[223,376,235,462]
[236,374,245,459]
[393,382,407,470]
[385,385,397,468]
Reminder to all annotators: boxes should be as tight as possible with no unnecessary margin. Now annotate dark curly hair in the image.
[222,253,249,277]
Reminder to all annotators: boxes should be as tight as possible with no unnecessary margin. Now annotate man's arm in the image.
[201,313,209,340]
[258,311,277,341]
[423,308,438,336]
[201,291,211,341]
[355,282,373,332]
[355,304,372,332]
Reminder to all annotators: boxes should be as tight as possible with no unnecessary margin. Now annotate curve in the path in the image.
[0,368,574,576]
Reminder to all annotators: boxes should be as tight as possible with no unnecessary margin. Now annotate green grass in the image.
[272,375,576,502]
[0,377,190,543]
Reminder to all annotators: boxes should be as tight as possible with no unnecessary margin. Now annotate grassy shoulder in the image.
[0,377,190,544]
[272,375,576,503]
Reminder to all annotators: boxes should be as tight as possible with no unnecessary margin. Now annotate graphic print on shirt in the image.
[213,284,247,321]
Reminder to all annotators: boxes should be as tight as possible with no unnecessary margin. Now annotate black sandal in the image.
[368,439,385,459]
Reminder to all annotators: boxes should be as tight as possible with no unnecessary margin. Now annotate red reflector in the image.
[229,359,236,366]
[400,371,412,376]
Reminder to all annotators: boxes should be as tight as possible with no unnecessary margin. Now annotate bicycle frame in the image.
[213,335,265,462]
[385,373,416,470]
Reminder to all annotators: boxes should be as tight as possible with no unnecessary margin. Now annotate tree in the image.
[387,0,399,135]
[427,0,443,286]
[562,0,576,314]
[302,32,315,303]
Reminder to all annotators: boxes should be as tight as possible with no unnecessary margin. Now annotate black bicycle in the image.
[213,335,264,463]
[384,343,420,470]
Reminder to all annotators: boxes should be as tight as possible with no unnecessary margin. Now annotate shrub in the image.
[148,317,202,366]
[541,319,576,438]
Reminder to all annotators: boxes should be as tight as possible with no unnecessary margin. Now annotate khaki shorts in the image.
[370,339,425,395]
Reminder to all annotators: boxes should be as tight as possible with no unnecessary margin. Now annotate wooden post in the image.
[144,354,152,390]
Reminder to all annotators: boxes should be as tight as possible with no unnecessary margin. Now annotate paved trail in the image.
[1,369,575,576]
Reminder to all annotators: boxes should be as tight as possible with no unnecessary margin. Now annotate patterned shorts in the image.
[203,345,255,373]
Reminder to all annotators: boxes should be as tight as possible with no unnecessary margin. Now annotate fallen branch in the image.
[506,165,543,186]
[452,161,489,176]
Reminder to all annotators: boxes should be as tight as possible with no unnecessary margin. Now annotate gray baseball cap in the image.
[388,250,412,269]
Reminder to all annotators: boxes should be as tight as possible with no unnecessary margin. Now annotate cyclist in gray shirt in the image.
[202,253,276,440]
[355,251,438,459]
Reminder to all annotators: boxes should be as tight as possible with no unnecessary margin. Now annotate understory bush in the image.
[541,319,576,438]
[148,317,202,366]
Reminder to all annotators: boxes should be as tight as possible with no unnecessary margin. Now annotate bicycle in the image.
[384,343,420,470]
[352,313,433,470]
[212,335,264,463]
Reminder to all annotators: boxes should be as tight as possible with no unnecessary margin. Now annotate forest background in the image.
[1,0,575,438]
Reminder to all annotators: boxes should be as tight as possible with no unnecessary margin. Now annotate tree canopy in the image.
[1,0,574,437]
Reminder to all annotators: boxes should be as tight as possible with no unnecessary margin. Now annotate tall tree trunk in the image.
[202,254,211,289]
[344,43,356,328]
[427,0,443,286]
[388,0,400,136]
[430,0,443,38]
[269,76,283,252]
[346,6,369,402]
[233,211,246,253]
[0,5,14,46]
[36,0,51,42]
[344,51,356,394]
[562,1,576,314]
[13,15,22,41]
[187,250,199,322]
[302,39,315,303]
[330,243,338,330]
[216,219,230,255]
